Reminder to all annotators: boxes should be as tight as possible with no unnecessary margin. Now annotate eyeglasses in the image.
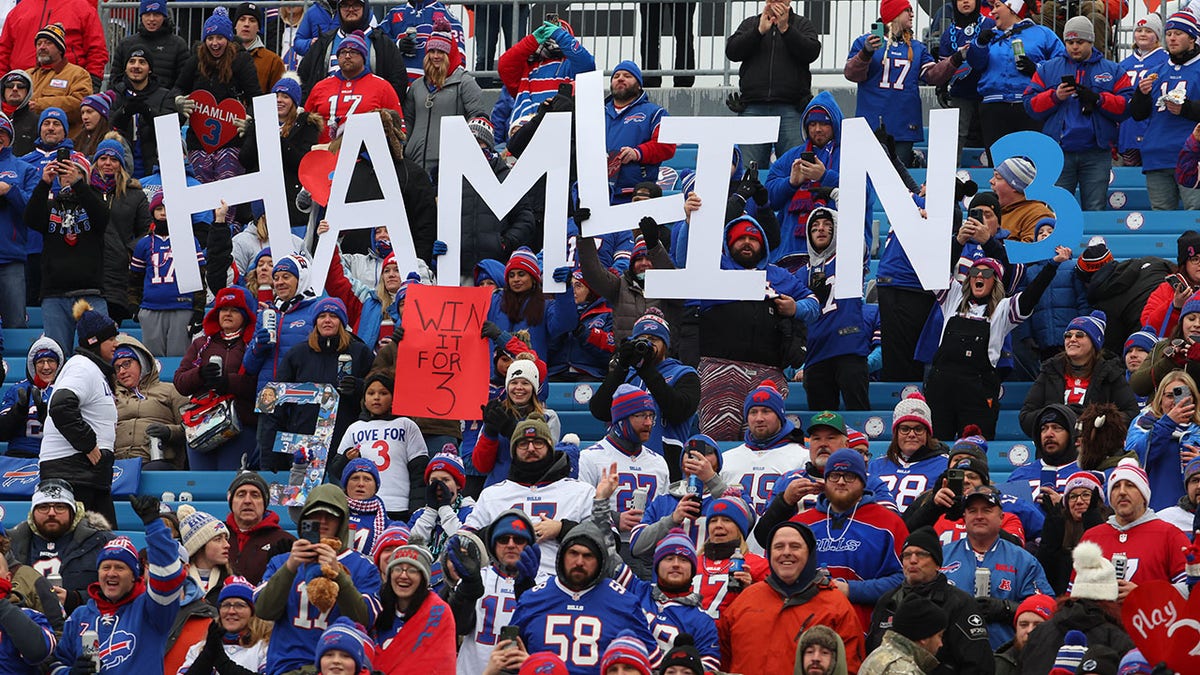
[1067,492,1092,502]
[629,411,656,422]
[33,503,69,513]
[114,360,139,371]
[1064,330,1089,341]
[219,601,251,611]
[825,472,858,484]
[902,550,933,560]
[968,267,995,279]
[495,535,527,545]
[895,424,926,436]
[3,82,27,90]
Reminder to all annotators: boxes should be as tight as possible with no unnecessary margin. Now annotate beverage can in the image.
[338,353,353,377]
[81,629,100,670]
[975,567,991,597]
[1113,553,1127,580]
[631,487,648,511]
[686,475,702,495]
[208,355,224,378]
[148,436,163,462]
[262,308,278,343]
[1012,38,1025,58]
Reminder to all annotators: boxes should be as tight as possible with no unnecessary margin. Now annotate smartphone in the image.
[946,468,965,496]
[1173,384,1193,407]
[801,151,817,164]
[968,207,983,223]
[1169,273,1190,293]
[870,21,885,39]
[55,147,70,163]
[299,519,321,544]
[1040,467,1057,488]
[499,625,520,648]
[1061,75,1076,87]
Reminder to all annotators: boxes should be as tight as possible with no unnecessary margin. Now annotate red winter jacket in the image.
[1141,280,1183,337]
[0,0,108,80]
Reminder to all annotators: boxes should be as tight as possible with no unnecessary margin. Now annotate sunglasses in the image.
[968,267,996,279]
[3,82,27,90]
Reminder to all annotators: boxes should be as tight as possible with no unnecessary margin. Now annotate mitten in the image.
[638,216,660,249]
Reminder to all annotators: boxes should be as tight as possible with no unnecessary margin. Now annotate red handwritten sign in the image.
[1122,579,1200,671]
[298,148,338,207]
[188,90,247,152]
[392,284,491,420]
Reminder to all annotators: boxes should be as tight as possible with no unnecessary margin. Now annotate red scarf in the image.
[374,593,457,675]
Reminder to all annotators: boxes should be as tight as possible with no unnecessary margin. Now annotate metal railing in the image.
[98,0,1172,86]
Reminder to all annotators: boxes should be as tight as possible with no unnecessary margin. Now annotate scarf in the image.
[427,494,464,558]
[347,495,387,540]
[703,540,739,560]
[90,171,117,194]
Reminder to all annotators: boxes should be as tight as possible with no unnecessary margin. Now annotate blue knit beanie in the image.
[314,618,372,672]
[612,60,643,86]
[1065,310,1107,354]
[825,448,868,484]
[38,107,68,136]
[653,528,697,572]
[312,296,349,327]
[703,495,755,538]
[93,138,126,164]
[631,308,671,347]
[743,380,786,421]
[1123,329,1158,357]
[203,7,235,41]
[139,0,167,16]
[271,77,302,108]
[340,457,379,490]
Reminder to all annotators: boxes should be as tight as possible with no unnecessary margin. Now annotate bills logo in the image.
[288,320,307,328]
[623,113,647,124]
[99,629,137,668]
[1094,72,1114,84]
[3,464,39,488]
[0,171,17,180]
[940,561,962,574]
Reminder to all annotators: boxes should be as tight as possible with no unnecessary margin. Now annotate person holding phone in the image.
[1126,371,1200,510]
[1140,231,1200,337]
[1022,16,1131,211]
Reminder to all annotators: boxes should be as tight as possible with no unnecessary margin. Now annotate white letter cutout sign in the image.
[154,94,292,293]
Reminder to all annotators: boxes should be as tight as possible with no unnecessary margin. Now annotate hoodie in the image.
[797,208,872,367]
[0,336,59,457]
[256,484,383,674]
[796,625,850,675]
[112,334,189,465]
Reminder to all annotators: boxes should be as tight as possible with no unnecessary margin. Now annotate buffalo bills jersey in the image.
[577,438,669,542]
[130,234,205,311]
[693,552,769,619]
[305,72,403,143]
[719,443,810,518]
[869,453,948,511]
[847,35,936,142]
[457,566,518,675]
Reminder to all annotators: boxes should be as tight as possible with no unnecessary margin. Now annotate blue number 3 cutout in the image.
[201,118,222,148]
[989,131,1084,265]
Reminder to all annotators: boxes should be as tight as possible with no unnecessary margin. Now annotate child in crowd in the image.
[128,191,206,357]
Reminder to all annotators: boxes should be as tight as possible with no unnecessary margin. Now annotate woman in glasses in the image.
[926,226,1072,442]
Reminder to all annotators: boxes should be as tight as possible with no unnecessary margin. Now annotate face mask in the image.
[635,271,646,282]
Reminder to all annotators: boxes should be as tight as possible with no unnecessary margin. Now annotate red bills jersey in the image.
[306,72,404,143]
[1080,518,1189,586]
[693,552,768,619]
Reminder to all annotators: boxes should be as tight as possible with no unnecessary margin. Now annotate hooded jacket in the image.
[1,70,36,156]
[966,18,1066,103]
[1025,256,1090,352]
[1024,48,1131,153]
[867,573,992,675]
[797,208,872,366]
[1018,353,1140,437]
[795,625,849,675]
[8,502,114,612]
[111,334,188,466]
[1082,256,1173,352]
[256,484,382,674]
[174,287,260,428]
[109,73,177,179]
[293,1,339,57]
[859,630,941,675]
[111,15,191,91]
[402,66,487,177]
[99,175,150,319]
[698,216,818,367]
[0,138,39,265]
[725,7,821,107]
[0,336,63,457]
[1127,407,1200,510]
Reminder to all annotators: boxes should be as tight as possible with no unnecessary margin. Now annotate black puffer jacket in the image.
[110,74,177,178]
[724,10,821,107]
[111,17,192,91]
[98,178,151,323]
[1018,353,1140,437]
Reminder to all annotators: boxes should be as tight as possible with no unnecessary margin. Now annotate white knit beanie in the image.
[178,504,229,558]
[1069,541,1118,601]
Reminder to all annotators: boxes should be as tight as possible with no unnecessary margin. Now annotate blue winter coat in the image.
[0,147,38,264]
[941,14,997,98]
[967,19,1065,103]
[381,0,465,83]
[485,287,575,365]
[604,91,671,196]
[1126,410,1200,511]
[1023,49,1132,153]
[294,3,339,56]
[1026,258,1090,350]
[554,295,614,379]
[243,295,324,392]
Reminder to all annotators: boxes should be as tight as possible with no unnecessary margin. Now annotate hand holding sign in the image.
[188,90,247,152]
[1122,579,1200,671]
[392,284,491,420]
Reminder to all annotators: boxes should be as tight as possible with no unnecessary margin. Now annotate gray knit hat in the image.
[1064,16,1095,42]
[996,156,1037,192]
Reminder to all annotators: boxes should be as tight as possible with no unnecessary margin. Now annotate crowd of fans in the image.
[0,0,1197,672]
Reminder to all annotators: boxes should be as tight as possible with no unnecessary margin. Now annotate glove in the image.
[175,94,196,116]
[481,399,510,436]
[199,361,222,386]
[552,266,572,283]
[203,617,226,653]
[15,386,29,410]
[145,423,171,441]
[254,326,274,348]
[129,494,162,525]
[615,339,641,369]
[397,34,418,57]
[734,177,767,207]
[1076,85,1100,113]
[69,653,97,675]
[515,543,541,584]
[337,375,363,398]
[187,311,204,338]
[393,325,405,342]
[638,216,660,249]
[976,596,1015,623]
[573,206,591,223]
[233,114,250,136]
[480,320,503,341]
[977,27,995,44]
[725,91,746,114]
[425,481,444,509]
[445,533,483,581]
[296,187,313,213]
[434,479,453,507]
[1015,55,1036,76]
[533,21,559,44]
[432,240,448,256]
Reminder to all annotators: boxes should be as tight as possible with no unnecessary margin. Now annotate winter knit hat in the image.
[1167,10,1200,40]
[1107,458,1151,506]
[970,257,1005,281]
[272,77,302,108]
[468,116,494,148]
[73,300,118,349]
[891,595,949,642]
[611,383,655,421]
[1050,631,1089,675]
[880,0,911,23]
[703,495,755,538]
[1182,291,1200,321]
[0,114,12,142]
[203,7,235,41]
[93,139,126,166]
[177,504,229,557]
[506,358,540,392]
[340,457,380,490]
[371,524,411,567]
[1118,649,1153,675]
[631,308,671,347]
[425,451,466,488]
[1063,470,1104,496]
[512,412,554,449]
[953,456,989,486]
[218,576,256,607]
[490,513,534,546]
[505,246,542,285]
[81,91,116,119]
[1066,310,1107,353]
[1014,594,1057,627]
[38,107,68,135]
[32,479,75,515]
[1071,540,1118,600]
[98,537,142,577]
[611,60,643,86]
[658,634,704,675]
[892,392,932,434]
[1063,16,1095,42]
[996,156,1036,192]
[426,31,453,54]
[232,2,265,31]
[1124,329,1158,357]
[227,471,269,509]
[315,618,373,672]
[653,528,697,572]
[825,448,868,484]
[599,631,652,675]
[387,542,433,584]
[1136,14,1164,43]
[902,526,944,566]
[520,653,569,675]
[950,425,989,463]
[743,380,786,422]
[846,427,870,450]
[312,297,349,327]
[140,0,167,15]
[35,23,66,54]
[1077,242,1114,275]
[726,217,764,249]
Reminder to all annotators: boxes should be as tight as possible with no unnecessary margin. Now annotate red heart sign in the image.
[298,149,338,207]
[187,90,247,153]
[1122,579,1200,671]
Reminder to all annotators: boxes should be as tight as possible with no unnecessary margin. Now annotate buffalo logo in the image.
[830,461,851,473]
[4,464,39,488]
[712,501,728,512]
[533,663,559,674]
[112,465,123,482]
[0,171,17,180]
[751,390,771,404]
[288,320,307,329]
[1094,72,1113,84]
[623,113,647,124]
[511,519,528,531]
[99,630,136,668]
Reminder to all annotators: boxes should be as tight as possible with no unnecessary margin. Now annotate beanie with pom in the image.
[73,299,119,350]
[1070,540,1118,601]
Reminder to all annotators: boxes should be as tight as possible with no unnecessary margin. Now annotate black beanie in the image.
[1180,230,1200,269]
[364,370,395,394]
[902,526,944,567]
[657,634,704,675]
[892,596,949,642]
[227,471,269,509]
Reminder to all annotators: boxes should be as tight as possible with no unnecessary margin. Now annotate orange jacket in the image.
[718,573,866,674]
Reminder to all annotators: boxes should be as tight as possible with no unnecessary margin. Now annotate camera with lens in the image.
[632,337,655,356]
